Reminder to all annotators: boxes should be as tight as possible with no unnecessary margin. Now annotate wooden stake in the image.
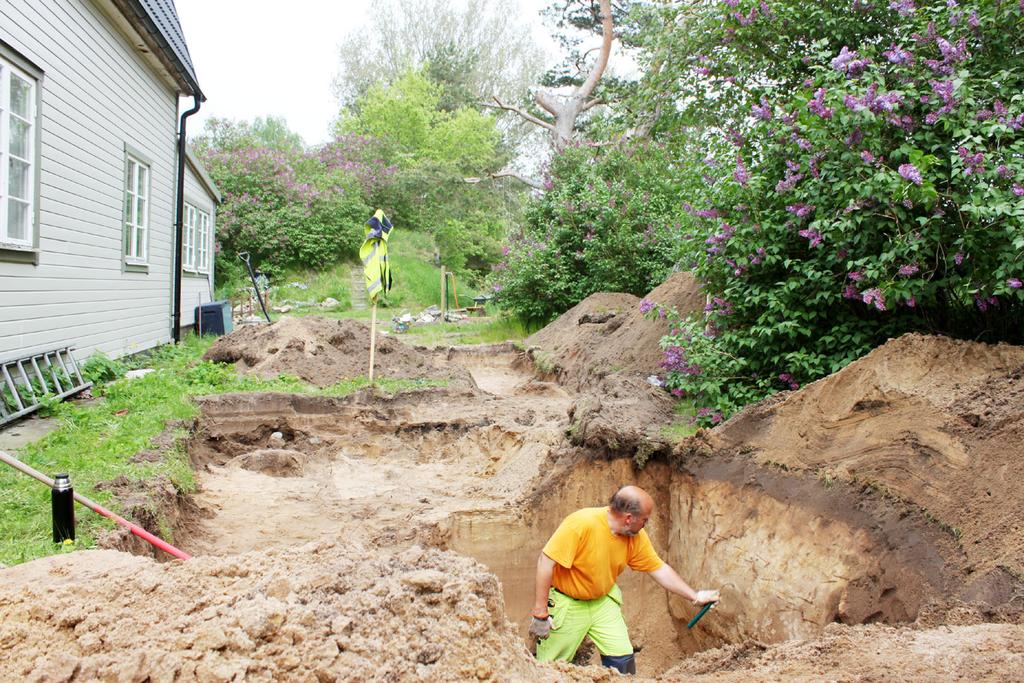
[368,300,378,383]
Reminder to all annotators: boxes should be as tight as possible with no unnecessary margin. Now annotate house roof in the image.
[185,148,222,203]
[113,0,204,100]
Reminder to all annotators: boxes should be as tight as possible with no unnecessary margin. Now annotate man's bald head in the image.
[609,486,654,516]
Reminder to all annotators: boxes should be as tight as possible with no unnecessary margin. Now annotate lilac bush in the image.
[196,132,391,274]
[634,0,1024,423]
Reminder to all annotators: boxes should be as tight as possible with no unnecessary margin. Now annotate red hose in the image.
[74,492,191,560]
[0,450,191,561]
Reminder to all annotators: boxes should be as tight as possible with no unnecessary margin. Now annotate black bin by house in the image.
[195,300,233,336]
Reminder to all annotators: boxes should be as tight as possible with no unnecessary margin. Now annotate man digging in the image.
[530,485,720,674]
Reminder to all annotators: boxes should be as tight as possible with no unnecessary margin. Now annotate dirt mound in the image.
[203,317,466,387]
[526,272,704,391]
[231,449,307,477]
[0,542,602,682]
[664,622,1024,682]
[686,333,1024,607]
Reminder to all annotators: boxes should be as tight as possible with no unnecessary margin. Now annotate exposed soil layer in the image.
[683,333,1024,610]
[203,316,470,386]
[525,272,705,391]
[3,328,1024,681]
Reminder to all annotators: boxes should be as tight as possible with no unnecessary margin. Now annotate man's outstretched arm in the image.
[533,553,556,617]
[647,564,719,604]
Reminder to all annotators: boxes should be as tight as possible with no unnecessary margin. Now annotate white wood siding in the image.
[179,162,216,327]
[0,0,179,362]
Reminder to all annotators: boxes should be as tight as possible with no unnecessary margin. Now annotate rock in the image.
[124,369,155,380]
[401,569,446,593]
[273,305,293,313]
[321,298,339,309]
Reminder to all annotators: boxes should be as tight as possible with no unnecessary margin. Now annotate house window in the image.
[124,155,149,263]
[182,202,211,274]
[0,55,37,248]
[182,204,196,271]
[197,209,210,273]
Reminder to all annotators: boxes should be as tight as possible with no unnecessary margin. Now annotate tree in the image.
[488,0,614,154]
[332,0,544,110]
[336,68,512,278]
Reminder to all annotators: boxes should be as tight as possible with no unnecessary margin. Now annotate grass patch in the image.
[0,336,446,567]
[400,315,538,347]
[659,422,699,442]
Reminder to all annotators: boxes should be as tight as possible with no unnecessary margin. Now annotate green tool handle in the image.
[687,601,715,629]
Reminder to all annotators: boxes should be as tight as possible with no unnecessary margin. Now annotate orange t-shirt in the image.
[542,506,664,600]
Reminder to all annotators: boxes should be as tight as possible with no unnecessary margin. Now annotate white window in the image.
[124,156,149,263]
[0,56,36,248]
[182,203,211,274]
[197,209,210,273]
[182,203,196,271]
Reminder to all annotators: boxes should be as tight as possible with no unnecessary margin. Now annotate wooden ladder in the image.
[0,347,92,427]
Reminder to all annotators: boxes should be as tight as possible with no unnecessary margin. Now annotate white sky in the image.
[175,0,561,146]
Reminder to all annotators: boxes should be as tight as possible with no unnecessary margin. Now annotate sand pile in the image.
[526,272,704,391]
[687,333,1024,603]
[0,542,593,682]
[203,317,467,387]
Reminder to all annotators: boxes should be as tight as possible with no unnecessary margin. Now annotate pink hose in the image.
[0,450,191,561]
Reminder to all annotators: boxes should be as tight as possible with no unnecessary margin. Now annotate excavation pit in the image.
[2,333,1023,681]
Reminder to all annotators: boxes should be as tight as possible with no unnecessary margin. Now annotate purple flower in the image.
[861,150,876,164]
[958,147,986,175]
[906,296,917,308]
[639,298,656,314]
[883,44,914,64]
[862,287,887,311]
[733,156,750,186]
[848,271,864,281]
[778,373,792,383]
[843,284,860,299]
[997,165,1013,179]
[752,97,773,121]
[954,251,965,265]
[786,203,815,218]
[798,228,823,248]
[1013,184,1024,196]
[898,263,920,277]
[898,163,923,185]
[1008,278,1023,289]
[889,0,915,15]
[808,88,833,119]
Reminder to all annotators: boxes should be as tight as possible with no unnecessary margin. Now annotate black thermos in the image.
[51,473,75,543]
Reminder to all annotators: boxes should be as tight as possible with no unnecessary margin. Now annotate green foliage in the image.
[638,0,1024,425]
[81,351,128,385]
[490,144,685,322]
[336,68,512,280]
[194,119,380,276]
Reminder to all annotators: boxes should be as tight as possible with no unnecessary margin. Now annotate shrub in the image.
[490,144,685,322]
[648,0,1024,424]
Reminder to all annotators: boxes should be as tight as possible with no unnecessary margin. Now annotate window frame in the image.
[182,200,212,276]
[0,43,42,263]
[196,207,210,274]
[122,145,151,270]
[182,202,196,272]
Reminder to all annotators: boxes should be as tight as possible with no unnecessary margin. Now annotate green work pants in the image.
[535,584,633,662]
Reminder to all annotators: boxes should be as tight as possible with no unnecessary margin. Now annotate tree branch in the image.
[483,96,556,131]
[490,169,545,190]
[576,0,614,102]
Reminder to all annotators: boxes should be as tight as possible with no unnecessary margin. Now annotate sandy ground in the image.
[2,300,1024,681]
